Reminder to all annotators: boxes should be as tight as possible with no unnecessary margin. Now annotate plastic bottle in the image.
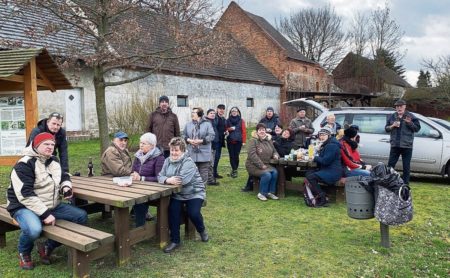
[308,144,314,159]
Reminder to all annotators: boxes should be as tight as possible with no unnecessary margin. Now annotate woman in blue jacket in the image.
[304,127,342,207]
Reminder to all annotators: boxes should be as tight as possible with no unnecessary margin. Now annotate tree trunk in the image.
[93,65,110,153]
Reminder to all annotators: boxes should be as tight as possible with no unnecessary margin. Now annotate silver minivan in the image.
[284,98,450,179]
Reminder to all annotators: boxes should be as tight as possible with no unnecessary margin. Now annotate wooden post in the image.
[23,57,38,138]
[71,249,90,278]
[380,222,390,248]
[157,196,170,248]
[114,207,131,266]
[276,164,286,198]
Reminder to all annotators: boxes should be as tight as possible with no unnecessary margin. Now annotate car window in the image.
[352,114,388,134]
[416,120,440,138]
[335,114,346,127]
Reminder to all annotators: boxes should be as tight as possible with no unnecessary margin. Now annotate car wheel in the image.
[447,163,450,184]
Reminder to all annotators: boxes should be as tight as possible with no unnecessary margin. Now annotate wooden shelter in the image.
[0,48,72,165]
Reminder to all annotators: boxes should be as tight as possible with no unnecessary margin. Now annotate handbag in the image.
[374,183,413,225]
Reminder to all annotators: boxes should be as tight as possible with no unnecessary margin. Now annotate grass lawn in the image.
[0,139,448,277]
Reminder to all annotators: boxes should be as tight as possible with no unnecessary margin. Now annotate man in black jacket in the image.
[385,99,421,185]
[27,112,69,173]
[213,104,226,179]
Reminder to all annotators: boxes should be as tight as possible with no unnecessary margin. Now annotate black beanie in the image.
[207,108,215,115]
[344,127,358,138]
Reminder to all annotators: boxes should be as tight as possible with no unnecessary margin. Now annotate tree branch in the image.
[104,61,164,87]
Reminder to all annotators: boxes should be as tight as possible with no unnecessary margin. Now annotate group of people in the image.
[6,95,420,269]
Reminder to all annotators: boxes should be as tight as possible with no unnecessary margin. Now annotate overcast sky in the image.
[215,0,450,87]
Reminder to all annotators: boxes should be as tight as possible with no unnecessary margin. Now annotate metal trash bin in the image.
[345,176,374,219]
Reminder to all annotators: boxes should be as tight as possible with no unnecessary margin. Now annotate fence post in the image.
[380,222,390,248]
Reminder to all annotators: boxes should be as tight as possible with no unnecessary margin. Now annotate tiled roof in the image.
[244,11,315,64]
[0,48,72,90]
[0,3,281,86]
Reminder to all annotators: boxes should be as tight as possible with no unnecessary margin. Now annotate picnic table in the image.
[269,158,317,198]
[71,176,181,266]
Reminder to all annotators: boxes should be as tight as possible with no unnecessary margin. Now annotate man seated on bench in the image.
[6,132,88,270]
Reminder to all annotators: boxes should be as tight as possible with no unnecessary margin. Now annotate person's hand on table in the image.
[166,176,182,185]
[43,214,56,226]
[62,187,73,199]
[131,171,141,181]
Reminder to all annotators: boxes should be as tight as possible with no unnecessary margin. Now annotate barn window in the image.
[177,95,188,107]
[246,98,254,107]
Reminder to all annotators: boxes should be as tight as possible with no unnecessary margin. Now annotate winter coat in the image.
[225,118,247,143]
[273,136,294,157]
[289,116,314,149]
[207,117,220,147]
[132,147,165,182]
[259,114,281,136]
[183,118,215,162]
[7,146,71,219]
[385,111,421,148]
[340,137,365,170]
[313,137,343,184]
[158,154,206,200]
[214,114,226,146]
[27,118,69,173]
[101,143,133,176]
[245,131,279,177]
[148,107,181,151]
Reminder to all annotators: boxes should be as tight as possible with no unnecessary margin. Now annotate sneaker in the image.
[267,193,279,200]
[18,253,34,270]
[257,193,267,201]
[231,170,238,178]
[199,230,209,242]
[207,181,220,186]
[37,243,53,265]
[241,187,252,192]
[215,174,223,179]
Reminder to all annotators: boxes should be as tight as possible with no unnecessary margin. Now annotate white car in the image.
[284,98,450,180]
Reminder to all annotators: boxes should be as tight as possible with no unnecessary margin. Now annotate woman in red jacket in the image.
[340,126,371,177]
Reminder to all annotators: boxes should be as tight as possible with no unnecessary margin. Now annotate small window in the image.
[303,66,308,73]
[316,82,320,91]
[246,98,254,107]
[177,95,188,107]
[315,69,320,74]
[416,120,440,138]
[352,114,388,134]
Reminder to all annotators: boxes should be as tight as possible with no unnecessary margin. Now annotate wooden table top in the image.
[269,158,317,167]
[71,176,180,208]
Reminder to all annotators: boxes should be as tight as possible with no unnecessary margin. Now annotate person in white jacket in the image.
[7,132,87,270]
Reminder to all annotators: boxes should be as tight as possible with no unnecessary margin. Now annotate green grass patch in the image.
[0,139,448,277]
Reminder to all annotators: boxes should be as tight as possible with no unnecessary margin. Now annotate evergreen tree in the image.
[375,48,406,78]
[417,70,432,88]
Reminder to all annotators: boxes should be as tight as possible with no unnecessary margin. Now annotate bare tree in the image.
[369,5,405,62]
[276,5,346,71]
[422,55,450,99]
[10,0,231,152]
[347,11,369,57]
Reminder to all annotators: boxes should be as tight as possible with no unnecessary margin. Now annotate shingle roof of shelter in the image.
[243,10,315,64]
[0,3,281,86]
[0,48,72,90]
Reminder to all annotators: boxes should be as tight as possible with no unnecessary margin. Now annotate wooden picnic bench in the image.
[0,204,114,278]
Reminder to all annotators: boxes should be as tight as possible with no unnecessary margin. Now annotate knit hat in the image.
[344,127,358,138]
[206,108,215,115]
[159,95,169,103]
[318,126,332,136]
[33,132,55,148]
[266,106,274,112]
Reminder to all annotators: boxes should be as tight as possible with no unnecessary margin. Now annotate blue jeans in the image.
[345,168,371,177]
[213,142,223,177]
[13,203,87,254]
[168,198,205,244]
[259,168,278,195]
[133,203,149,227]
[387,147,413,184]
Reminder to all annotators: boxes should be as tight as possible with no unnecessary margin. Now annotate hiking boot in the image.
[207,181,220,186]
[18,253,34,270]
[215,174,223,179]
[230,170,238,178]
[37,243,53,265]
[267,193,279,200]
[241,187,252,192]
[200,230,209,242]
[257,193,267,201]
[163,242,180,253]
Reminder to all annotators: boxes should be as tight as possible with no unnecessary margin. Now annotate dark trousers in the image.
[305,171,327,205]
[168,198,205,244]
[227,141,242,171]
[213,142,223,176]
[133,203,149,227]
[388,147,413,185]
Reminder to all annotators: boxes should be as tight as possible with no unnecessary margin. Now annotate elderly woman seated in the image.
[245,123,280,201]
[130,132,165,227]
[340,126,371,177]
[158,137,208,253]
[303,127,342,207]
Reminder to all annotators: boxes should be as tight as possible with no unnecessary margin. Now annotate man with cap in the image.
[259,107,281,136]
[27,112,69,173]
[148,95,181,158]
[213,104,226,179]
[289,107,314,149]
[385,99,421,185]
[101,131,133,176]
[7,132,88,270]
[205,108,220,185]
